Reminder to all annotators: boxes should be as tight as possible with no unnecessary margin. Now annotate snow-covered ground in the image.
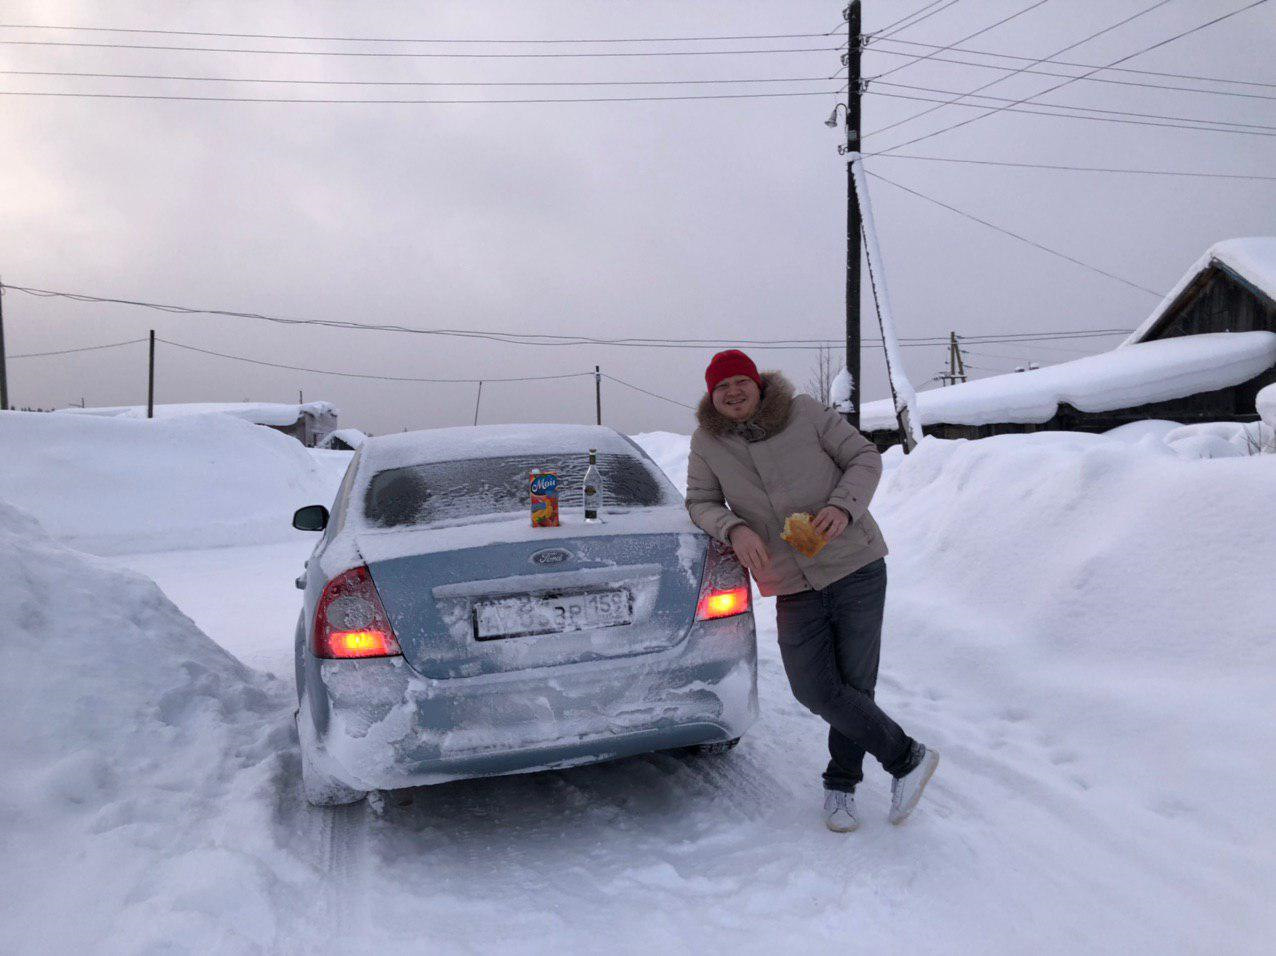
[1,410,1273,953]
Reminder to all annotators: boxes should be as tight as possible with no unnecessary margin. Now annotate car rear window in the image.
[362,453,675,529]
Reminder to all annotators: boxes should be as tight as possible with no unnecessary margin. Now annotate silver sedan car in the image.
[291,424,758,805]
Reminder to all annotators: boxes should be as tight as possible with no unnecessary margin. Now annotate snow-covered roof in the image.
[361,423,639,471]
[860,331,1276,432]
[57,401,338,427]
[1122,238,1276,347]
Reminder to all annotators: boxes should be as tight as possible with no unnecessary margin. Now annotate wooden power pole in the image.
[844,1,863,428]
[0,276,8,412]
[147,329,155,419]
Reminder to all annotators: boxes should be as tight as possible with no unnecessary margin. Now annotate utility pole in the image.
[844,1,863,428]
[950,331,967,383]
[473,380,483,426]
[147,329,155,419]
[594,365,602,426]
[0,276,8,411]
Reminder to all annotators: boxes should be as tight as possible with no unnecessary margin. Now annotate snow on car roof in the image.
[860,331,1276,431]
[58,400,337,427]
[1122,237,1276,347]
[360,423,640,471]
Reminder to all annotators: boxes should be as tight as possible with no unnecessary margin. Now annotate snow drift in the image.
[0,409,338,554]
[0,499,297,953]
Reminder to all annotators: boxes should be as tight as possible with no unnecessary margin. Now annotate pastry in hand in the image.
[781,512,828,559]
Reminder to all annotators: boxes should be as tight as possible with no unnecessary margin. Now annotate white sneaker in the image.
[823,789,860,832]
[889,744,940,825]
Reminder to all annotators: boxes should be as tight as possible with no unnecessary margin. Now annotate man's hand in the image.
[812,505,850,540]
[727,524,770,577]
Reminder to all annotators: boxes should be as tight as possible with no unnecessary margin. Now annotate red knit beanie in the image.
[704,349,762,394]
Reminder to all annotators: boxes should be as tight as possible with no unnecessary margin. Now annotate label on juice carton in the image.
[530,470,560,527]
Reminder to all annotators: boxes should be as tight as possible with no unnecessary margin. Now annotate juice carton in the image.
[530,469,560,527]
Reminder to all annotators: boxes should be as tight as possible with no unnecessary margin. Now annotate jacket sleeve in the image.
[685,444,748,544]
[813,401,883,522]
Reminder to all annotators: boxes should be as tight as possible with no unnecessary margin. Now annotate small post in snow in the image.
[147,329,155,420]
[0,275,9,412]
[595,365,602,426]
[848,154,923,452]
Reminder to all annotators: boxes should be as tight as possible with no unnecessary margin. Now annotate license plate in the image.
[473,589,632,640]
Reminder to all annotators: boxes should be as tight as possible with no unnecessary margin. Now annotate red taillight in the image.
[313,565,402,659]
[694,539,751,622]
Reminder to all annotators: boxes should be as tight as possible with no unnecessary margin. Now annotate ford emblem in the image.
[530,548,571,566]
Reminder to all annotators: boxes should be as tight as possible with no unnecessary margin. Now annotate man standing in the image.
[685,349,938,831]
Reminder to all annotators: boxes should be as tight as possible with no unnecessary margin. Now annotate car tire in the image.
[686,737,740,757]
[296,711,367,807]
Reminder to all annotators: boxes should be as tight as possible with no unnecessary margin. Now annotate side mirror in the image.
[293,505,329,532]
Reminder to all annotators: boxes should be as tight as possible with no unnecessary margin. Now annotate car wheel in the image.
[686,737,740,757]
[296,711,367,807]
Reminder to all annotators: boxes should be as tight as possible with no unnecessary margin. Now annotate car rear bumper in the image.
[301,614,758,791]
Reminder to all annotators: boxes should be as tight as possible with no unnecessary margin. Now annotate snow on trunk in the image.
[849,154,923,449]
[829,366,854,413]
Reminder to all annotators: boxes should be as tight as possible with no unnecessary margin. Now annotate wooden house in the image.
[862,238,1276,449]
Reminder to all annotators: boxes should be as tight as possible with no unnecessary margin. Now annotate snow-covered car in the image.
[290,424,758,805]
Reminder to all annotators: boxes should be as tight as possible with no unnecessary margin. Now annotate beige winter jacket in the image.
[685,372,889,597]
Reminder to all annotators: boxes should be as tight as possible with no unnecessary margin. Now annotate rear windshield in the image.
[362,453,675,529]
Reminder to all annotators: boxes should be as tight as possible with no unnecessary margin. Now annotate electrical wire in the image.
[158,338,597,383]
[875,0,1273,153]
[0,38,841,58]
[0,68,840,88]
[875,1,963,40]
[865,46,1276,102]
[871,78,1276,133]
[870,36,1276,89]
[868,153,1276,183]
[0,88,842,105]
[7,337,149,358]
[0,23,837,43]
[864,170,1162,296]
[873,2,946,37]
[872,0,1051,81]
[866,0,1174,141]
[600,373,695,409]
[866,87,1276,138]
[0,282,1136,350]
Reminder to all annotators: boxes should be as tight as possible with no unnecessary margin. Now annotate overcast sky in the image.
[2,0,1273,435]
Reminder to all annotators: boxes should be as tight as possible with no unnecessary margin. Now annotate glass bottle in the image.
[583,448,602,523]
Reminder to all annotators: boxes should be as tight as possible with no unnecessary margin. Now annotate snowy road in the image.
[111,529,1271,953]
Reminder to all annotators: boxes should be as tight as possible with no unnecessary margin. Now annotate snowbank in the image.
[1123,236,1276,346]
[0,500,296,953]
[1259,382,1276,430]
[0,409,338,554]
[860,331,1276,431]
[59,399,338,427]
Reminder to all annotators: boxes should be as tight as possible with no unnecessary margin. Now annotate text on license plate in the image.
[473,589,632,640]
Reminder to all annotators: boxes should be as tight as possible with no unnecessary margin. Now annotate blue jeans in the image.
[775,559,915,792]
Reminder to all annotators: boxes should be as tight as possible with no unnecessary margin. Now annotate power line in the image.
[875,0,963,40]
[866,46,1276,102]
[0,23,836,44]
[866,0,1175,141]
[875,0,1273,153]
[873,2,946,37]
[0,282,1135,350]
[0,88,842,105]
[600,373,695,410]
[871,36,1276,89]
[0,38,840,58]
[0,68,840,88]
[871,78,1276,133]
[869,153,1276,183]
[8,337,148,358]
[157,338,597,382]
[865,170,1162,296]
[866,87,1276,138]
[873,0,1051,82]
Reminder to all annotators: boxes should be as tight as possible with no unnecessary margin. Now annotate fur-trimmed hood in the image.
[696,371,796,441]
